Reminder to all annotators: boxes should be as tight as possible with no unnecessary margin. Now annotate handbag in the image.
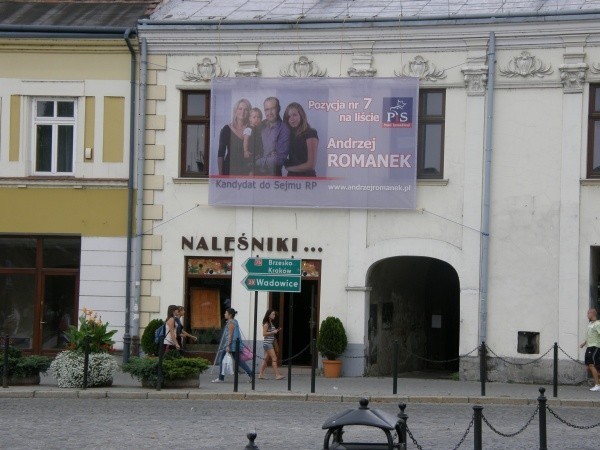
[221,353,234,376]
[240,346,253,361]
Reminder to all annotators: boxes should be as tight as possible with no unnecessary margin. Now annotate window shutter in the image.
[102,96,124,162]
[9,95,21,162]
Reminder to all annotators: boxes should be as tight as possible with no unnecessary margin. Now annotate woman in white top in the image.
[163,304,181,352]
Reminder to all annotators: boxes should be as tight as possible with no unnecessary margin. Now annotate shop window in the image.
[418,89,445,179]
[181,91,211,178]
[33,99,76,174]
[517,331,540,354]
[587,85,600,178]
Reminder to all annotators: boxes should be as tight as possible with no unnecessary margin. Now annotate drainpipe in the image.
[132,37,148,358]
[123,28,137,363]
[479,32,496,345]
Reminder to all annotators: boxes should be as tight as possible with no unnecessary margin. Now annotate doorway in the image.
[40,274,78,351]
[269,260,321,367]
[366,256,460,376]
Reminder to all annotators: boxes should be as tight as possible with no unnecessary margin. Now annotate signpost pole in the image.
[252,290,258,391]
[287,294,293,391]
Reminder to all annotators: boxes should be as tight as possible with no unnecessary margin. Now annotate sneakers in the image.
[211,378,224,383]
[589,385,600,391]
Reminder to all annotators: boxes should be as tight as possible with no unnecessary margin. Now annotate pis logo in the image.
[382,97,413,128]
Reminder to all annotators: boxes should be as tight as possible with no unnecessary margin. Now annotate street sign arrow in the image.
[242,275,301,292]
[243,258,301,276]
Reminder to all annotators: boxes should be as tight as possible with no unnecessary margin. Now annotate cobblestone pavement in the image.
[0,398,598,450]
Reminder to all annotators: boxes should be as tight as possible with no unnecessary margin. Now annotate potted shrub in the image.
[122,350,210,388]
[141,318,164,356]
[317,316,348,378]
[49,307,118,388]
[0,346,53,385]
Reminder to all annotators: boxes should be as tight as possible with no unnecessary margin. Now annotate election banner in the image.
[208,77,418,209]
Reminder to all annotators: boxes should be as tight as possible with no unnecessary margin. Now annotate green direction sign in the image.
[243,258,301,276]
[242,275,301,292]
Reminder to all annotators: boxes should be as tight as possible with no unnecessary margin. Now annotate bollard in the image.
[156,339,165,391]
[392,339,399,395]
[397,403,408,447]
[552,342,558,398]
[82,335,90,390]
[479,341,486,397]
[473,405,483,450]
[2,333,9,388]
[538,387,547,450]
[311,337,316,394]
[244,431,259,449]
[234,338,240,393]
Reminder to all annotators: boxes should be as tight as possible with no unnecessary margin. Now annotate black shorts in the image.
[584,347,600,366]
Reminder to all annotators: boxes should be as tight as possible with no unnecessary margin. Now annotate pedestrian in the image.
[176,306,198,349]
[163,304,181,353]
[212,308,253,383]
[258,309,285,380]
[580,307,600,391]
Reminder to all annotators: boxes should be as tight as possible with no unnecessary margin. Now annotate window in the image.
[588,85,600,178]
[417,90,445,179]
[181,91,210,177]
[33,99,76,174]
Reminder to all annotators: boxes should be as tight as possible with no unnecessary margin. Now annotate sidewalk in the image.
[1,367,599,407]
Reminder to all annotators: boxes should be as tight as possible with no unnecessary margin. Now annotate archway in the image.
[366,256,460,377]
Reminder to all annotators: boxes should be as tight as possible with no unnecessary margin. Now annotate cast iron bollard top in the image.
[322,398,400,431]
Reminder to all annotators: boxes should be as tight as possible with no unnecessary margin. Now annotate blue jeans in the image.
[217,349,253,381]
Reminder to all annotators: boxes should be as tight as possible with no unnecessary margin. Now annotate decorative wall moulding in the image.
[235,46,261,77]
[348,45,376,77]
[590,63,600,74]
[499,51,553,78]
[394,56,446,81]
[559,63,588,94]
[280,56,327,77]
[461,65,488,96]
[182,57,227,82]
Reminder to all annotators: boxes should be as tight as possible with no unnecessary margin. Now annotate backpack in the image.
[154,323,166,345]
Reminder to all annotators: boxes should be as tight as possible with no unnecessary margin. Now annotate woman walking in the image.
[258,309,285,380]
[163,304,181,352]
[212,308,253,382]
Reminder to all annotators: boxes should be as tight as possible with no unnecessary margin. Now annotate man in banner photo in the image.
[208,78,418,210]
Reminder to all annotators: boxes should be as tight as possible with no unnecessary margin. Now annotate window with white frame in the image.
[33,99,76,174]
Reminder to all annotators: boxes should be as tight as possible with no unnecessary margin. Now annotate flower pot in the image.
[322,359,342,378]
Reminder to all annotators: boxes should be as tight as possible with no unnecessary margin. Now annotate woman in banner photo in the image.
[212,307,253,383]
[282,102,318,177]
[218,98,251,176]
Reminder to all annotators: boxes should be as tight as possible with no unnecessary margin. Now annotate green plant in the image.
[0,346,53,379]
[317,316,348,360]
[64,307,117,353]
[50,350,117,388]
[122,351,210,386]
[141,318,165,356]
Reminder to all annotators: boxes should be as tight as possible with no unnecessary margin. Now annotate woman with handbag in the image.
[212,308,253,383]
[258,309,285,380]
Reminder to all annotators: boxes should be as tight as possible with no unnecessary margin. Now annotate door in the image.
[270,280,319,366]
[38,274,77,352]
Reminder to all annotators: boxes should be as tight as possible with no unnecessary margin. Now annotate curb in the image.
[0,387,597,407]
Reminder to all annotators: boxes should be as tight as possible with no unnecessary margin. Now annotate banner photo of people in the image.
[208,77,418,209]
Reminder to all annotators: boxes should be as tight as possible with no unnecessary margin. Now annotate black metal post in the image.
[538,387,547,450]
[82,335,90,390]
[311,337,316,393]
[234,337,240,392]
[553,342,558,398]
[473,405,483,450]
[157,339,165,391]
[2,333,9,388]
[397,403,408,447]
[252,291,258,391]
[393,339,399,395]
[479,341,486,397]
[287,294,293,391]
[244,431,259,449]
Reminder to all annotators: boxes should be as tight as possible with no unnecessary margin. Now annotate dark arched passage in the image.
[366,256,460,376]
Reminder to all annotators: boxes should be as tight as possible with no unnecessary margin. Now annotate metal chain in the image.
[481,405,539,437]
[405,424,424,450]
[252,343,311,364]
[408,346,479,364]
[546,405,600,429]
[557,345,586,366]
[451,416,474,450]
[485,345,552,366]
